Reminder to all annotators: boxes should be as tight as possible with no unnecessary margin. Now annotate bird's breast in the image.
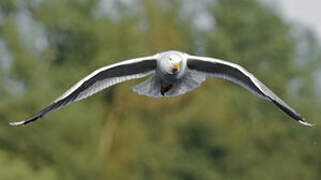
[156,67,183,83]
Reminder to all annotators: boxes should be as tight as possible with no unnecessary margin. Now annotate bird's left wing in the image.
[10,55,157,126]
[187,55,313,126]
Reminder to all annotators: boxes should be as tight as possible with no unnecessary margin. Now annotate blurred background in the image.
[1,0,321,179]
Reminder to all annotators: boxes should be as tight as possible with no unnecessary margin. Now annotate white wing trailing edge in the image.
[187,55,313,127]
[10,56,157,126]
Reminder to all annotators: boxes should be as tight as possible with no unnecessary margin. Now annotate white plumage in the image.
[10,50,313,127]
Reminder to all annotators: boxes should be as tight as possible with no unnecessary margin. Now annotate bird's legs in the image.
[160,82,173,96]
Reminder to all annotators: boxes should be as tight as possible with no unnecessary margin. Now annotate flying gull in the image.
[10,50,313,126]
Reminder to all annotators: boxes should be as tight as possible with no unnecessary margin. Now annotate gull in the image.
[10,50,313,126]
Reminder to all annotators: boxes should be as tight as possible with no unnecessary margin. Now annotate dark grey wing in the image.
[10,56,157,126]
[187,55,312,126]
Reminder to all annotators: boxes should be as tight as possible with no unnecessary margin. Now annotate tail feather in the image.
[131,76,163,98]
[131,71,206,98]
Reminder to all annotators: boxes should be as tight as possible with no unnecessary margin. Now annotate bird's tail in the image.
[131,71,206,98]
[131,76,163,98]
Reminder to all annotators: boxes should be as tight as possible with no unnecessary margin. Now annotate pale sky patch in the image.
[267,0,321,41]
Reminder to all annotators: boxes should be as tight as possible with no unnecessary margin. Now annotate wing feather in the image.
[187,55,312,126]
[10,56,157,126]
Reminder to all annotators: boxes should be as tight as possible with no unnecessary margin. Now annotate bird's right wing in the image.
[10,55,157,126]
[187,55,313,126]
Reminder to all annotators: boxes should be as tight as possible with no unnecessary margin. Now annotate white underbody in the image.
[131,70,206,98]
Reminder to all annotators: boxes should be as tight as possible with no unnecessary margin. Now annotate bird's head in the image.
[160,53,183,75]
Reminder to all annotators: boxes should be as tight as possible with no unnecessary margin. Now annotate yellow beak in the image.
[173,63,180,71]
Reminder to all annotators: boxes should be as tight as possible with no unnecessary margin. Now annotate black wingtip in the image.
[269,99,313,127]
[9,115,42,127]
[10,101,60,127]
[298,119,314,127]
[9,121,27,126]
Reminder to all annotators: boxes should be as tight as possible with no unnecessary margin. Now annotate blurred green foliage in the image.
[0,0,321,179]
